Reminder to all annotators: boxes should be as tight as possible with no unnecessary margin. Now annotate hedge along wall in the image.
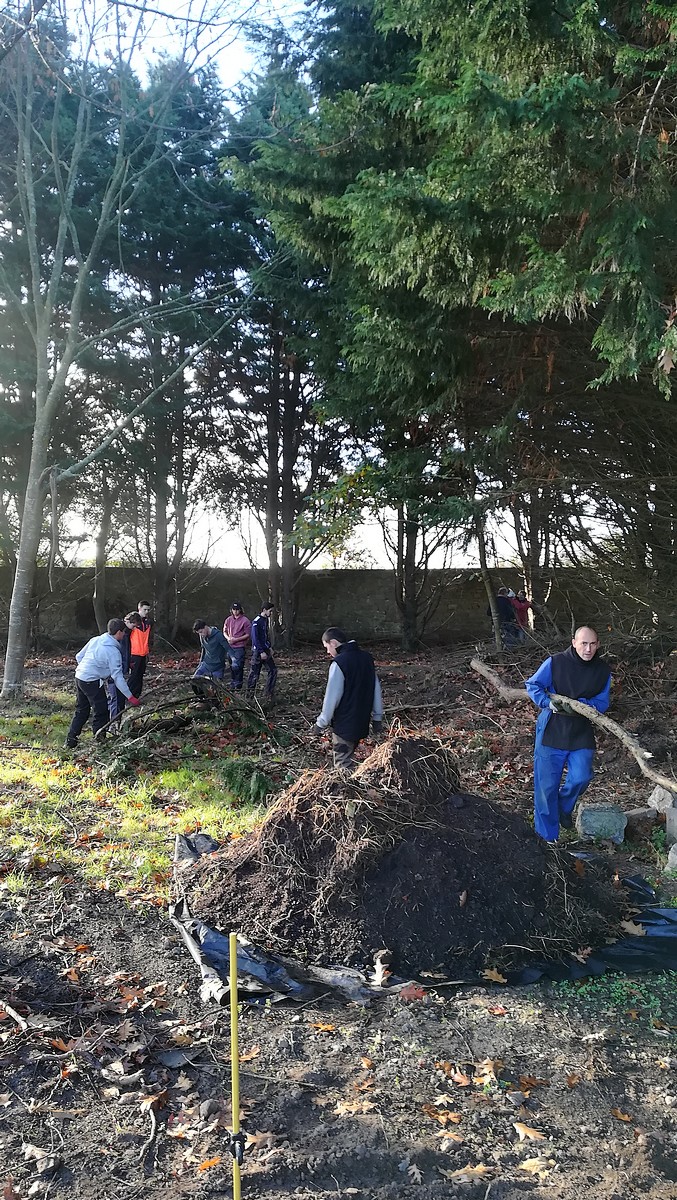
[0,565,605,649]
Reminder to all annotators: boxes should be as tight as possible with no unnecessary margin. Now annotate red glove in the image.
[128,696,141,707]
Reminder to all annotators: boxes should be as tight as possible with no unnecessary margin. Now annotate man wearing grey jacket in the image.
[65,619,140,748]
[313,628,384,768]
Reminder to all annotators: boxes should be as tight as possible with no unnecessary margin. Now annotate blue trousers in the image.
[192,662,225,680]
[227,645,246,690]
[533,741,594,841]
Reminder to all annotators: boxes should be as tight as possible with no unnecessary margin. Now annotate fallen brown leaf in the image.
[481,967,508,984]
[398,983,427,1001]
[473,1057,503,1085]
[519,1156,552,1178]
[488,1005,507,1016]
[334,1098,377,1116]
[422,1103,462,1125]
[239,1045,260,1062]
[197,1156,222,1172]
[611,1107,633,1122]
[620,920,646,937]
[566,1074,581,1088]
[246,1130,278,1151]
[437,1131,464,1147]
[513,1121,546,1142]
[310,1022,336,1033]
[438,1163,493,1182]
[360,1056,374,1070]
[519,1075,550,1089]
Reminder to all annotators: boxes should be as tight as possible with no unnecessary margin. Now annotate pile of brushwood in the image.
[181,733,630,977]
[99,684,274,780]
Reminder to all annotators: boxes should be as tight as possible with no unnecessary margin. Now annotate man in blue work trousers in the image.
[525,626,611,843]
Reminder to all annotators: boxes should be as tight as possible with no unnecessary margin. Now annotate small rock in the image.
[624,807,658,841]
[664,844,677,875]
[666,807,677,848]
[199,1098,221,1119]
[648,785,677,813]
[576,803,628,844]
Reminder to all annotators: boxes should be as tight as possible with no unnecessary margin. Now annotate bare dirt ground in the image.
[2,640,677,1200]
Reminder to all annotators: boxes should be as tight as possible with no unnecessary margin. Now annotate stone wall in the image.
[0,564,607,649]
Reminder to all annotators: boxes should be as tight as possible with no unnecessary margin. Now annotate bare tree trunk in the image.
[279,355,300,649]
[92,475,120,632]
[475,508,502,653]
[397,502,421,651]
[265,331,282,611]
[2,434,48,696]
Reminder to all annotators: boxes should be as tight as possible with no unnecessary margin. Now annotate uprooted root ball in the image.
[180,733,629,976]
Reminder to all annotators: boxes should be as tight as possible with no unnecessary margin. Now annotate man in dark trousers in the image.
[247,602,277,700]
[312,627,384,768]
[128,599,153,697]
[66,619,140,747]
[526,626,611,843]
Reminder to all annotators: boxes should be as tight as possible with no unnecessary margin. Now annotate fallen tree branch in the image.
[470,657,677,794]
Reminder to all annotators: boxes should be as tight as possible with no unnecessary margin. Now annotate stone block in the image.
[665,843,677,875]
[648,785,677,813]
[666,806,677,849]
[624,807,659,841]
[575,803,628,844]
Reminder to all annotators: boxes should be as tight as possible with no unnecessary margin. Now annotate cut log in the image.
[470,657,677,794]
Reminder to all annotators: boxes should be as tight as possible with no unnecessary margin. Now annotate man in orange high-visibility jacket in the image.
[128,600,154,697]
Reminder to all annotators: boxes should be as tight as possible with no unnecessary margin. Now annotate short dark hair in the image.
[193,619,208,632]
[125,611,143,627]
[261,602,275,612]
[322,627,347,644]
[108,618,126,636]
[138,600,151,608]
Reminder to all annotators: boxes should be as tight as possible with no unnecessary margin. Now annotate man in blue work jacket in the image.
[525,626,611,843]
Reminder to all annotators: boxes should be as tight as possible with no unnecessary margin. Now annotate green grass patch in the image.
[551,971,677,1030]
[0,694,283,903]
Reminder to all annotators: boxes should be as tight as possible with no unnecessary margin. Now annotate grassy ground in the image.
[0,680,280,903]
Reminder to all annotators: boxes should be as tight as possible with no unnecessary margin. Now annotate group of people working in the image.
[64,592,610,849]
[191,600,277,698]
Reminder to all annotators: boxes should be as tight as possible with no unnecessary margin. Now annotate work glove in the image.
[372,720,383,735]
[311,723,325,738]
[549,698,572,715]
[128,696,141,707]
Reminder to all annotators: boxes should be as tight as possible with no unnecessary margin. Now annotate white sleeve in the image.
[316,662,344,728]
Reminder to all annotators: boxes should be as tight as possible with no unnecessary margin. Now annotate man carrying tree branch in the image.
[526,626,611,843]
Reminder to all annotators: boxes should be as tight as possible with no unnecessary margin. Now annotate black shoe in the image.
[560,812,573,830]
[63,739,77,749]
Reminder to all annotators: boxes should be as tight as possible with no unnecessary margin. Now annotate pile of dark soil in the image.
[181,733,629,976]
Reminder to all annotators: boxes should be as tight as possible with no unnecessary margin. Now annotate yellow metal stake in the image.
[229,931,242,1200]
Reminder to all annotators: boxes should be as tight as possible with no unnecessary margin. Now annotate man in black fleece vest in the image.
[312,627,384,768]
[525,626,611,842]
